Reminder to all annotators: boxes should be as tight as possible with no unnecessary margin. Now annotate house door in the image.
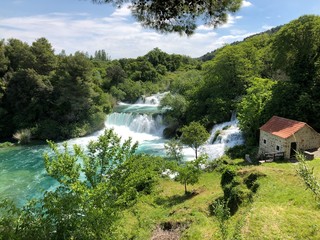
[290,142,297,157]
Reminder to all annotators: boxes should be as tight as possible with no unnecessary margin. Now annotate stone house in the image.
[258,116,320,159]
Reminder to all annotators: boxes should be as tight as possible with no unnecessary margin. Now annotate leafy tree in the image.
[104,61,127,88]
[237,78,275,145]
[164,138,184,164]
[272,15,320,86]
[268,15,320,131]
[50,52,109,138]
[0,129,162,239]
[5,38,35,71]
[187,42,263,125]
[30,37,57,75]
[5,69,53,130]
[180,121,210,159]
[175,155,206,194]
[0,40,9,77]
[118,78,144,102]
[160,93,188,127]
[94,49,109,61]
[92,0,242,35]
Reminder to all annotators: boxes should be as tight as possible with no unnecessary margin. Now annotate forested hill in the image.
[198,25,283,62]
[1,14,319,146]
[0,41,199,141]
[160,14,320,146]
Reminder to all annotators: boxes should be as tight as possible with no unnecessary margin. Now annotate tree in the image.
[5,69,53,130]
[92,0,242,35]
[164,138,184,164]
[272,15,320,86]
[0,40,9,77]
[180,121,210,159]
[237,78,275,145]
[5,38,35,71]
[0,129,162,239]
[175,155,206,194]
[269,15,320,131]
[30,37,57,75]
[160,93,188,126]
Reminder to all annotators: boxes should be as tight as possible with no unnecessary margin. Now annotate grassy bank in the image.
[116,158,320,239]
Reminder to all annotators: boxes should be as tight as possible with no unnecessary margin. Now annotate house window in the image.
[263,139,267,144]
[276,145,280,151]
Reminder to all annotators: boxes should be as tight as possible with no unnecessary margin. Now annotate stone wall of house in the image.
[258,131,287,158]
[259,125,320,159]
[287,126,320,151]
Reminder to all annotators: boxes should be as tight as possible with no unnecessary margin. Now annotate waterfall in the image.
[203,113,244,159]
[105,112,164,136]
[135,92,168,105]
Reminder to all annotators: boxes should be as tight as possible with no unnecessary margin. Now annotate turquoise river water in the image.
[0,93,244,205]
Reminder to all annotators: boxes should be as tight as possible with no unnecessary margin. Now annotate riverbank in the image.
[115,158,320,239]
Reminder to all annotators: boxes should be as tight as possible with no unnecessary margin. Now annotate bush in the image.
[220,166,237,186]
[243,171,266,193]
[13,129,31,144]
[226,145,258,161]
[34,120,61,140]
[205,155,232,173]
[0,142,14,148]
[220,167,264,215]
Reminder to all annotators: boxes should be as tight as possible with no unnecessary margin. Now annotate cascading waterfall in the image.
[105,112,164,136]
[203,113,244,159]
[0,92,245,205]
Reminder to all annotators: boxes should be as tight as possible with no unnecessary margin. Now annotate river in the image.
[0,93,243,205]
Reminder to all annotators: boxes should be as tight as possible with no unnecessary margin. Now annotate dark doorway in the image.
[290,142,297,157]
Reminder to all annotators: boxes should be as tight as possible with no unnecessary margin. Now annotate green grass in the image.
[116,159,320,239]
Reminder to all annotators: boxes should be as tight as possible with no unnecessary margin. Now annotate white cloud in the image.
[110,4,131,18]
[220,15,243,28]
[242,1,252,7]
[0,6,252,59]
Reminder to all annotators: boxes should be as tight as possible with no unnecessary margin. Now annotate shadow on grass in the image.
[155,191,198,208]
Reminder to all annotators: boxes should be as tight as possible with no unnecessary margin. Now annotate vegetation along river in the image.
[0,93,244,205]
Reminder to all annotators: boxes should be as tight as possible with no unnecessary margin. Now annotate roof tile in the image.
[260,116,306,139]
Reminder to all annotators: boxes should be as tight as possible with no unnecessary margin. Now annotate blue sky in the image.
[0,0,319,59]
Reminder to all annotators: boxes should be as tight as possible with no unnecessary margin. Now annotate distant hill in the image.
[198,25,283,62]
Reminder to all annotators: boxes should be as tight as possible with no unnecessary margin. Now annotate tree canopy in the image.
[91,0,242,35]
[180,121,210,159]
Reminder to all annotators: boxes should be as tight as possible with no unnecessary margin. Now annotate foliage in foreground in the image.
[296,153,320,206]
[92,0,242,35]
[0,129,163,239]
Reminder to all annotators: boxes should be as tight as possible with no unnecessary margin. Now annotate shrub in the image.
[13,129,31,144]
[243,171,266,193]
[0,142,14,148]
[226,145,258,161]
[220,166,237,186]
[220,167,264,215]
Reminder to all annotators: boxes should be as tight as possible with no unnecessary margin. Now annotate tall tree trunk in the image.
[184,181,187,194]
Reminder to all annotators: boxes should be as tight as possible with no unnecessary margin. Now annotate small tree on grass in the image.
[164,138,184,164]
[180,121,210,159]
[175,155,207,194]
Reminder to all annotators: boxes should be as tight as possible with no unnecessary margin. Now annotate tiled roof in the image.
[260,116,306,139]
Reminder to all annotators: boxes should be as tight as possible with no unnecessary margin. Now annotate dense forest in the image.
[1,14,320,240]
[1,15,320,146]
[0,40,198,141]
[161,14,320,146]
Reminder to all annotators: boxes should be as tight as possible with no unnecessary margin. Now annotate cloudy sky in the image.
[0,0,320,59]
